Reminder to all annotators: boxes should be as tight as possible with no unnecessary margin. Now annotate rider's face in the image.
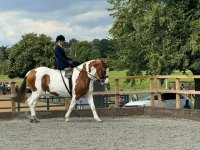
[60,40,65,46]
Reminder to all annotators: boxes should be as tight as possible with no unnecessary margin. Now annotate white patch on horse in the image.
[104,68,109,84]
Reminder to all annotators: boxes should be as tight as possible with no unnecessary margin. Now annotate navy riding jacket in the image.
[54,45,72,70]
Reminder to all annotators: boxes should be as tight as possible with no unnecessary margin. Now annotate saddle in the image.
[64,67,73,78]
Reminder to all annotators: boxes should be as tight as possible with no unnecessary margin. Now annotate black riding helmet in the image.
[56,35,65,42]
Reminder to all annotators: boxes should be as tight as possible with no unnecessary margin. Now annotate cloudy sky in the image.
[0,0,114,47]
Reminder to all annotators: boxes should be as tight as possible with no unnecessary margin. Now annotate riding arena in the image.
[1,60,200,149]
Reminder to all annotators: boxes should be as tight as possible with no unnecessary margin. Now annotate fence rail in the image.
[0,75,199,112]
[109,75,199,108]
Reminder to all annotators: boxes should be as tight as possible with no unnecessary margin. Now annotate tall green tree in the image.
[0,46,10,73]
[68,38,78,58]
[5,33,54,78]
[72,41,93,63]
[0,46,9,60]
[91,39,115,58]
[0,50,4,62]
[108,0,200,108]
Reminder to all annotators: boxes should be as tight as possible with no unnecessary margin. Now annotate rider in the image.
[54,35,80,77]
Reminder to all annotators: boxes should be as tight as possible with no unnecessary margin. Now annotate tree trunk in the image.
[192,70,200,109]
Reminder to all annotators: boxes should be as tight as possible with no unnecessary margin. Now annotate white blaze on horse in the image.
[13,60,109,123]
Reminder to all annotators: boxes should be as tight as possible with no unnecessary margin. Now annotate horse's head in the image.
[88,60,109,84]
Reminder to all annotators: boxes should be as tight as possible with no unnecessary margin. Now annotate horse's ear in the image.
[99,58,106,63]
[99,58,109,68]
[100,58,109,64]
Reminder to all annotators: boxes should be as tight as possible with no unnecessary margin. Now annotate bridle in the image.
[74,63,108,82]
[98,67,109,81]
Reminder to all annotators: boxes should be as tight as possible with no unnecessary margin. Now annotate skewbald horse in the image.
[13,60,109,123]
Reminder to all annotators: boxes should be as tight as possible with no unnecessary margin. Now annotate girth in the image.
[60,70,72,96]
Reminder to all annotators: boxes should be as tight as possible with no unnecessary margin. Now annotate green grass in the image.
[0,75,22,86]
[0,74,9,80]
[109,70,127,77]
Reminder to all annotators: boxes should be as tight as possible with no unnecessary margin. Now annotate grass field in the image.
[0,74,9,80]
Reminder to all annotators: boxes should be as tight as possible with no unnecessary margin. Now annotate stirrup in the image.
[64,68,73,78]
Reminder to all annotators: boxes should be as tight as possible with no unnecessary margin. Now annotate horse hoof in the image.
[30,119,40,123]
[95,119,102,122]
[34,119,40,123]
[65,118,70,122]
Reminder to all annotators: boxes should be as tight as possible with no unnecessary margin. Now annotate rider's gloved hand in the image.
[68,60,73,65]
[72,60,81,66]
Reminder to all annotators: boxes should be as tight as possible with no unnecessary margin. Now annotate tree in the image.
[68,38,78,57]
[72,41,93,63]
[108,0,200,108]
[0,46,9,60]
[0,50,3,62]
[5,33,54,78]
[91,38,116,58]
[0,46,10,73]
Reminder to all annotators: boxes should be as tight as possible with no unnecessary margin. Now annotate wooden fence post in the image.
[47,97,50,110]
[150,78,155,107]
[176,78,181,109]
[115,79,120,108]
[157,78,162,108]
[10,82,16,112]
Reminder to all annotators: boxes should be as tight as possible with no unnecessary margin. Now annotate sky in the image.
[0,0,114,47]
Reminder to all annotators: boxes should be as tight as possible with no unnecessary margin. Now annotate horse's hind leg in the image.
[87,93,102,122]
[27,92,40,123]
[65,96,76,122]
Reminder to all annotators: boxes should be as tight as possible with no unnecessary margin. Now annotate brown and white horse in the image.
[13,60,109,123]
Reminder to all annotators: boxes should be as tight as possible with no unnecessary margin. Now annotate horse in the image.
[13,59,109,123]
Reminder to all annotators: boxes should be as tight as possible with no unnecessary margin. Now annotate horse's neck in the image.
[73,64,95,82]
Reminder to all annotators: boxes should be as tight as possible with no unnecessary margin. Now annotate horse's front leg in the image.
[65,96,76,122]
[87,93,102,122]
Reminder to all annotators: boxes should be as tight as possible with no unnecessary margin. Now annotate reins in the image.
[70,60,108,81]
[74,66,98,80]
[74,65,108,81]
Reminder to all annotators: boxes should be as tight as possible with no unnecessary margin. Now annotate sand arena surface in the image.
[0,116,200,150]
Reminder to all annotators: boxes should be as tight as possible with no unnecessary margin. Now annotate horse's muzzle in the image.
[99,76,109,85]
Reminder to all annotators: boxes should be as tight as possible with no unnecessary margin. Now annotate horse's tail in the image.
[12,77,27,103]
